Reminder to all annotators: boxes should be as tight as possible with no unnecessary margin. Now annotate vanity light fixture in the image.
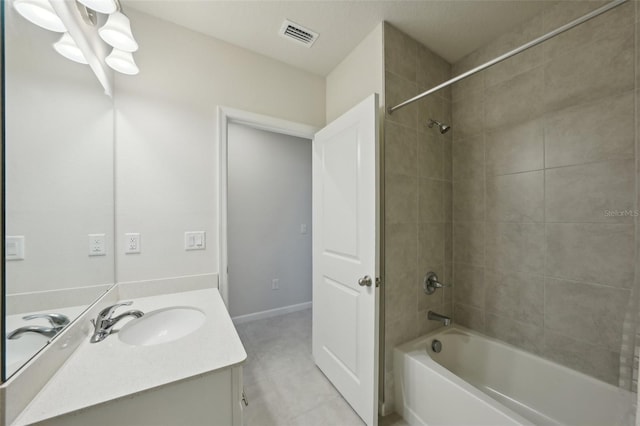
[105,48,139,75]
[13,0,140,76]
[13,0,67,32]
[53,32,89,64]
[99,10,138,52]
[76,0,117,15]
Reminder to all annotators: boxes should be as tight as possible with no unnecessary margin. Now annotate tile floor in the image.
[234,309,408,426]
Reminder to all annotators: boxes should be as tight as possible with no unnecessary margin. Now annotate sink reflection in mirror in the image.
[3,0,115,380]
[5,334,48,377]
[4,305,88,377]
[118,307,206,346]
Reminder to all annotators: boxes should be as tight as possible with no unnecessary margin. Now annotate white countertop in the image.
[14,288,246,425]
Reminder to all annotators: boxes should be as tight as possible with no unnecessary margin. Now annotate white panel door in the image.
[312,94,379,426]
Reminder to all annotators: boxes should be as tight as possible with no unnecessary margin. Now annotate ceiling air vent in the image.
[279,19,319,47]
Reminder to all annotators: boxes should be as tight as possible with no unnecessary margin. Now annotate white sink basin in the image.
[118,307,206,346]
[6,333,49,376]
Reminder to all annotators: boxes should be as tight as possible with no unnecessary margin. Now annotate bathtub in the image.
[393,326,636,426]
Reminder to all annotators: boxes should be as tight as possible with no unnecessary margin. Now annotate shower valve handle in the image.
[424,272,449,295]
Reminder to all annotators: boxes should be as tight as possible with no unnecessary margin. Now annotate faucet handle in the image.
[97,301,133,320]
[23,313,70,328]
[424,272,450,295]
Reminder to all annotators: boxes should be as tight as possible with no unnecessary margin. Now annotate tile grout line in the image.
[629,0,640,391]
[481,59,487,333]
[542,8,548,353]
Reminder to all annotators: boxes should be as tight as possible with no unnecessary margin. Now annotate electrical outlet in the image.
[125,233,141,254]
[271,279,280,290]
[88,234,106,256]
[300,224,308,234]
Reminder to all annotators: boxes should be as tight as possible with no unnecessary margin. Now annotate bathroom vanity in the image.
[2,2,246,424]
[9,287,246,426]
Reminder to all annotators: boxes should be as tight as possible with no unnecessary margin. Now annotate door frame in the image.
[216,106,318,306]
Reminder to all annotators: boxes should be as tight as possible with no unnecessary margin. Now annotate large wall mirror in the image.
[2,0,115,380]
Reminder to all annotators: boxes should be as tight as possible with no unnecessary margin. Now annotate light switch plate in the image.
[185,231,206,251]
[6,236,25,260]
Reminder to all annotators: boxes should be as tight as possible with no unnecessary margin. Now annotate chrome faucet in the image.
[9,326,58,339]
[90,301,144,343]
[428,310,451,326]
[7,313,70,340]
[424,272,450,295]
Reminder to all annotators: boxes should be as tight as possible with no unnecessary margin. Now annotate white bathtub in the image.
[393,326,636,426]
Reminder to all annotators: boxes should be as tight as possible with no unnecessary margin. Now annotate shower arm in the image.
[387,0,628,115]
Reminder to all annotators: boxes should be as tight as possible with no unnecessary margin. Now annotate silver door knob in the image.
[358,275,373,287]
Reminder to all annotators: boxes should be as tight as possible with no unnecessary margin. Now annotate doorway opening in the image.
[216,106,317,318]
[218,95,380,425]
[227,122,312,320]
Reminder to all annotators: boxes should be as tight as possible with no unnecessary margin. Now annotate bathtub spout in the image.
[428,311,451,326]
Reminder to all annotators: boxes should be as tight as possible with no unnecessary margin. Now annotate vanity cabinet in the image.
[9,288,247,426]
[34,366,244,426]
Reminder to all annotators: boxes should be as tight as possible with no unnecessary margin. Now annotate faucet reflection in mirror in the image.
[7,313,70,339]
[13,0,140,75]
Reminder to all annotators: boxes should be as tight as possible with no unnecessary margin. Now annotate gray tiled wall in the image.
[450,0,639,387]
[382,22,452,410]
[382,2,639,411]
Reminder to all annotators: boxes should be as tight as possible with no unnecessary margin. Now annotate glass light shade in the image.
[99,12,138,52]
[53,33,88,64]
[76,0,116,14]
[105,48,139,75]
[13,0,66,32]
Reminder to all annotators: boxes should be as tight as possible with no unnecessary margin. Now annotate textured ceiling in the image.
[124,0,551,76]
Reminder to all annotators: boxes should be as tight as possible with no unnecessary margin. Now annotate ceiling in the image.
[124,0,551,76]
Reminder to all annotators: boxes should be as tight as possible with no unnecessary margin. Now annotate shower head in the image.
[427,119,451,135]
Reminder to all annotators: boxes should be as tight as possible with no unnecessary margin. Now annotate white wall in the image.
[326,23,384,123]
[227,124,312,317]
[5,3,114,299]
[114,10,325,287]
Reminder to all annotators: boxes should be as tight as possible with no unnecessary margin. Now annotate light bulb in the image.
[53,33,88,64]
[99,12,138,52]
[13,0,66,32]
[105,48,139,75]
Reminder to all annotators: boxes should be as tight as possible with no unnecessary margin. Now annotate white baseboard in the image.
[232,301,312,324]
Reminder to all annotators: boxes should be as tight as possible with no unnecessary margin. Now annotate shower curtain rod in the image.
[387,0,628,115]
